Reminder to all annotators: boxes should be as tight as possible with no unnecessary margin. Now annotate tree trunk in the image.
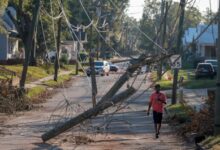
[54,5,62,81]
[19,0,41,89]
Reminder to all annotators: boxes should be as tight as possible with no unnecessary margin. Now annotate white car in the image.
[86,61,110,76]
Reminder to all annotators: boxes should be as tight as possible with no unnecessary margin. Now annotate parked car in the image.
[204,59,218,74]
[195,63,215,79]
[86,61,110,76]
[109,62,119,72]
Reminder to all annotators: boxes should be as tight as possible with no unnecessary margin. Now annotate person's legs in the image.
[157,123,161,134]
[154,123,157,133]
[153,111,159,138]
[156,113,163,135]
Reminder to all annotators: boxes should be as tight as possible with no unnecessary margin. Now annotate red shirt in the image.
[150,92,166,113]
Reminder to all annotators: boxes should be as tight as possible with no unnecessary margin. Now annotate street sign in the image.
[170,55,182,69]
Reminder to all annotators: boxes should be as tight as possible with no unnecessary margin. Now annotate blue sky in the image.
[127,0,218,20]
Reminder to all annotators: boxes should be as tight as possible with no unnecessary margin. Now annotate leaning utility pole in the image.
[90,12,97,108]
[215,0,220,135]
[171,0,185,104]
[54,0,63,81]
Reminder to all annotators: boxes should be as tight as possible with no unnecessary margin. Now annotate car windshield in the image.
[206,61,218,66]
[95,62,104,66]
[198,64,211,71]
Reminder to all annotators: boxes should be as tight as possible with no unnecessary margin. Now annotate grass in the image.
[0,64,75,83]
[26,86,46,99]
[166,103,191,123]
[166,103,187,115]
[43,74,72,87]
[26,73,73,100]
[155,69,216,89]
[200,136,220,149]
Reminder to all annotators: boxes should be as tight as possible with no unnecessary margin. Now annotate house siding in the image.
[0,34,8,60]
[183,24,218,59]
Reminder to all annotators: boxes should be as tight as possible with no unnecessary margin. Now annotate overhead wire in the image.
[108,0,168,55]
[78,0,133,58]
[57,1,92,88]
[76,0,138,99]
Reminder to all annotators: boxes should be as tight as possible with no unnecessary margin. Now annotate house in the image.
[60,29,87,62]
[47,29,88,63]
[0,7,23,61]
[182,24,218,59]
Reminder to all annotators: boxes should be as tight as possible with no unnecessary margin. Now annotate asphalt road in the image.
[0,71,194,149]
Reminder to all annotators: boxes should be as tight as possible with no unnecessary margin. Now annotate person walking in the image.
[147,84,167,138]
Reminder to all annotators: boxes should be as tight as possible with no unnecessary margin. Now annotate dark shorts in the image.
[153,111,163,124]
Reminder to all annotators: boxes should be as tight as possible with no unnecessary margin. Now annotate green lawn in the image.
[26,86,46,99]
[26,74,73,100]
[155,69,216,89]
[43,74,72,87]
[0,64,75,83]
[166,103,192,123]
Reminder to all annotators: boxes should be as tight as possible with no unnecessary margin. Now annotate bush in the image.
[60,54,69,65]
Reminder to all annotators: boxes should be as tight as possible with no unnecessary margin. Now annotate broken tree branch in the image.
[41,53,171,142]
[42,87,136,142]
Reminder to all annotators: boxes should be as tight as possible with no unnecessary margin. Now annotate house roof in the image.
[0,7,18,35]
[182,24,218,46]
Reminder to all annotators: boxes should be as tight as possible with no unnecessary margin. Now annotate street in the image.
[0,72,194,149]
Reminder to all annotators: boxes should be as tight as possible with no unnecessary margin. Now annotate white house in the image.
[182,24,217,59]
[0,7,22,61]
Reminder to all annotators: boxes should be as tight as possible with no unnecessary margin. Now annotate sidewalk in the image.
[183,88,207,111]
[26,70,72,88]
[164,88,208,111]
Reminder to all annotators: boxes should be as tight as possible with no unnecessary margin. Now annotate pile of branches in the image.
[0,86,31,114]
[179,97,214,136]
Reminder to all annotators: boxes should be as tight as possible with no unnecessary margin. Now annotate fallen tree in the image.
[42,53,171,142]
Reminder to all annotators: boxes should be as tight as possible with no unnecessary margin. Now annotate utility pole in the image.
[54,0,63,81]
[90,11,97,108]
[171,0,185,104]
[215,0,220,135]
[75,27,80,75]
[157,0,165,80]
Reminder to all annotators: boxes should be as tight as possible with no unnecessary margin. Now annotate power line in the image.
[108,0,168,55]
[78,0,127,58]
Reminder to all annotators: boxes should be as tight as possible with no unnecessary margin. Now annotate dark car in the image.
[204,59,218,74]
[109,62,119,72]
[195,63,215,79]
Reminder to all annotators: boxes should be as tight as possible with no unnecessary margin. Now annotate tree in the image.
[7,0,41,90]
[139,0,203,54]
[0,0,8,33]
[203,8,217,24]
[139,0,161,54]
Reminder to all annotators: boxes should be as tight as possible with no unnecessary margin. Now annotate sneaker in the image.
[155,133,159,139]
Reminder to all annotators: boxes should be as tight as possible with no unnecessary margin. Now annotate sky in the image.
[127,0,219,20]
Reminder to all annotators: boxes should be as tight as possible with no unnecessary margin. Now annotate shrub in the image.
[60,54,69,65]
